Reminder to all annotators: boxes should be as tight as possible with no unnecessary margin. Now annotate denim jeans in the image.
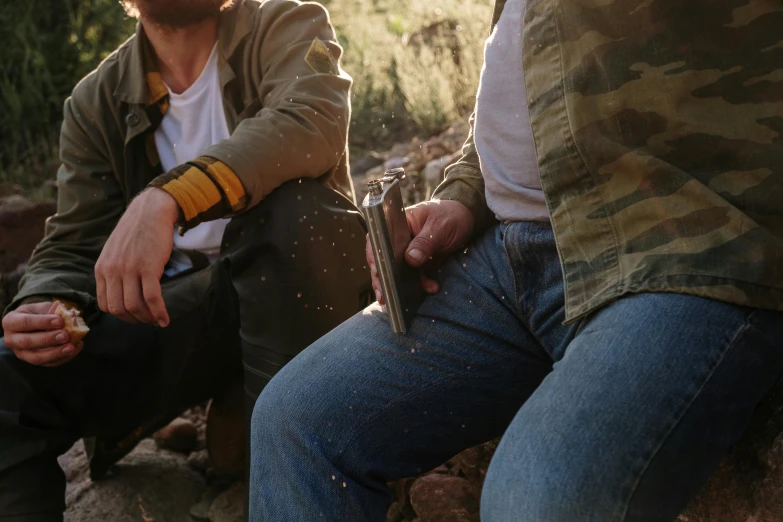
[249,222,783,522]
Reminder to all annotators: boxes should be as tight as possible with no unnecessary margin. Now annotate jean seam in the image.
[618,309,757,522]
[501,225,524,320]
[334,349,520,519]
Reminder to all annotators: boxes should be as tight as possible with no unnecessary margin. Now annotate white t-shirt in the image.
[154,43,232,275]
[474,0,549,222]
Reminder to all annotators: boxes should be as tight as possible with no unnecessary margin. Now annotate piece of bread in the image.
[51,300,90,344]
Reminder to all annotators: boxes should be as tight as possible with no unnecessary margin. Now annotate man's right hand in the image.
[2,302,84,367]
[366,199,475,305]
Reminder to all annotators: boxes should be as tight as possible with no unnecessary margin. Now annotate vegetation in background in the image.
[0,0,492,192]
[0,0,134,190]
[325,0,490,153]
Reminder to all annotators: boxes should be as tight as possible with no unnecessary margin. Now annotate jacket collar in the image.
[114,0,253,107]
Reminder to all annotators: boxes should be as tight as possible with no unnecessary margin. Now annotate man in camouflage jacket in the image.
[0,0,370,519]
[249,1,783,521]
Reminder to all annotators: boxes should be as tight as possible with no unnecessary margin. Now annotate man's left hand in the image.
[95,188,179,326]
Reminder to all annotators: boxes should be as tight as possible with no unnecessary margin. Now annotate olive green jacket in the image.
[434,0,783,322]
[9,0,353,317]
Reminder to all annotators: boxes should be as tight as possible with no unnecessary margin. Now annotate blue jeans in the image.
[249,222,783,522]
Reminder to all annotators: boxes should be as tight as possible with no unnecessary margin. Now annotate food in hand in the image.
[51,300,90,344]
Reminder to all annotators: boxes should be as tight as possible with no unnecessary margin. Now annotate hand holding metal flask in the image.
[361,168,425,333]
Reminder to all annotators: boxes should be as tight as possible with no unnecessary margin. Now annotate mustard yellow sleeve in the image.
[148,156,249,229]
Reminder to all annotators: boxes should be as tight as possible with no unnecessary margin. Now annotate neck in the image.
[142,18,218,94]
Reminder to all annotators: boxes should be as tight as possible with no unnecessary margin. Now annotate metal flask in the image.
[361,168,424,333]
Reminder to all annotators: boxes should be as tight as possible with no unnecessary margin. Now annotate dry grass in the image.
[326,0,491,151]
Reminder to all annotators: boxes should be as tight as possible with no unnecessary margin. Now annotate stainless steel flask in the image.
[361,168,424,333]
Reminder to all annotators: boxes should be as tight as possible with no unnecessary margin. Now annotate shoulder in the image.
[244,0,333,30]
[246,0,329,15]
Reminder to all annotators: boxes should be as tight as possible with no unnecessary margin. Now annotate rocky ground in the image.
[2,123,783,521]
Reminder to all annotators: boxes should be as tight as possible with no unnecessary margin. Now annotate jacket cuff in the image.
[7,290,97,322]
[17,296,83,315]
[432,175,496,233]
[149,156,248,230]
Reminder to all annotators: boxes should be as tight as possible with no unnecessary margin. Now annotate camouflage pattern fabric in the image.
[436,0,783,322]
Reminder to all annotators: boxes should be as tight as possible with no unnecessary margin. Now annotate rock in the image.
[400,171,426,207]
[387,500,404,522]
[365,165,387,180]
[351,152,385,177]
[428,464,449,475]
[153,417,199,454]
[181,404,208,450]
[190,498,213,521]
[0,196,56,273]
[390,477,417,511]
[0,263,26,332]
[208,482,244,522]
[450,439,499,483]
[60,438,206,522]
[0,195,55,327]
[188,449,211,472]
[388,140,418,160]
[408,474,480,522]
[422,155,452,197]
[679,377,783,521]
[384,156,409,171]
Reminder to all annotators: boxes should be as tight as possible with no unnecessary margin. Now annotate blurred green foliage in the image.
[0,0,492,191]
[0,0,134,188]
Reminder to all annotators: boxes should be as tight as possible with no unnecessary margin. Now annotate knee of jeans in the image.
[251,373,297,445]
[480,454,620,522]
[250,362,336,458]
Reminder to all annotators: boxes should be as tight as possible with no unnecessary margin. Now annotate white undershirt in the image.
[154,44,232,275]
[474,0,549,222]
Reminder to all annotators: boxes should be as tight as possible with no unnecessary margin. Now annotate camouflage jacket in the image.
[8,0,353,316]
[433,0,783,322]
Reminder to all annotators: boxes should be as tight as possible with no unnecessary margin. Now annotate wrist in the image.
[145,187,182,225]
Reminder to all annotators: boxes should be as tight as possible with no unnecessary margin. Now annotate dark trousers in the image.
[0,179,372,521]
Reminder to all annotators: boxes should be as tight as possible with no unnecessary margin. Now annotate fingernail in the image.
[55,332,68,343]
[62,346,74,355]
[51,318,62,328]
[374,290,382,301]
[158,320,167,328]
[407,249,424,263]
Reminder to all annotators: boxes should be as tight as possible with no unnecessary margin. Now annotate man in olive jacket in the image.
[0,0,370,519]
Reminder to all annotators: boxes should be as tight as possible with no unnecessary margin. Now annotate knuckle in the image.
[4,335,18,350]
[411,236,434,251]
[144,293,161,304]
[103,260,123,274]
[19,315,31,331]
